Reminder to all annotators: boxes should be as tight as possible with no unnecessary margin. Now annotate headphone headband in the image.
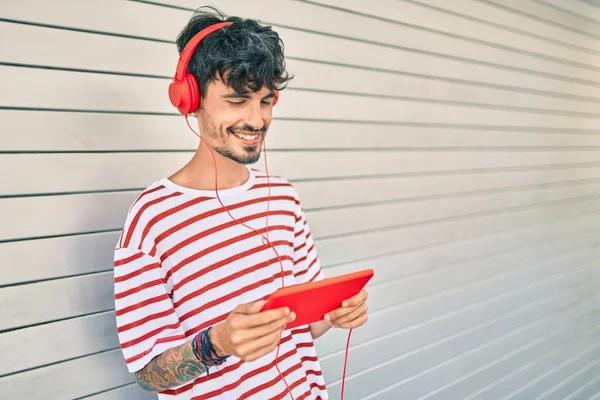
[168,20,278,114]
[173,21,233,83]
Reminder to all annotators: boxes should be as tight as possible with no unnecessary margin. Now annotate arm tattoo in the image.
[135,340,208,392]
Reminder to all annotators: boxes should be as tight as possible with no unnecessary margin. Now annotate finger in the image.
[238,307,291,329]
[337,311,368,329]
[332,303,368,326]
[341,289,368,308]
[242,340,281,362]
[234,300,267,315]
[326,301,365,322]
[231,304,290,330]
[235,328,284,359]
[235,312,295,343]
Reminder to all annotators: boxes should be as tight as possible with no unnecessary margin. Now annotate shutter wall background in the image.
[2,0,600,399]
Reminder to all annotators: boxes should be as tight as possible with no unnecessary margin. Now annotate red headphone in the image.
[168,21,279,115]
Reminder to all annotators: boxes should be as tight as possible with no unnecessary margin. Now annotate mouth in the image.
[230,130,262,145]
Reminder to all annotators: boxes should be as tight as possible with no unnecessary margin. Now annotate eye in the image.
[229,101,245,106]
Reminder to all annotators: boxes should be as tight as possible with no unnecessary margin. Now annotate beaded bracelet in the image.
[192,327,230,375]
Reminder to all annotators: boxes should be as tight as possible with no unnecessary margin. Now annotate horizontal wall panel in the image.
[353,230,600,326]
[4,66,600,128]
[420,332,600,400]
[3,219,598,374]
[2,227,596,377]
[343,306,600,400]
[1,218,596,381]
[306,181,600,239]
[5,110,600,152]
[0,272,114,331]
[317,229,600,355]
[6,21,600,114]
[83,383,154,400]
[0,0,185,42]
[323,260,600,398]
[374,0,600,64]
[3,1,600,399]
[320,249,600,370]
[5,175,600,241]
[487,0,600,37]
[5,0,600,85]
[4,204,598,333]
[0,231,119,287]
[0,350,134,400]
[453,336,600,399]
[6,151,600,196]
[203,12,592,83]
[543,363,600,400]
[347,283,600,400]
[0,191,136,242]
[169,0,600,64]
[5,0,600,99]
[555,0,600,23]
[2,194,598,291]
[401,0,600,51]
[4,204,599,333]
[164,0,600,82]
[4,196,599,288]
[294,167,600,209]
[324,208,600,288]
[506,345,600,399]
[2,219,591,378]
[317,195,600,267]
[0,311,118,377]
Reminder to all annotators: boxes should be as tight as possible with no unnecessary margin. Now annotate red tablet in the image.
[262,269,374,329]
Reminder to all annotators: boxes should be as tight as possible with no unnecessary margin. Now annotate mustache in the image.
[228,125,265,134]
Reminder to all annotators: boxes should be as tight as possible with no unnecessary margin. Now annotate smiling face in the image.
[197,76,276,165]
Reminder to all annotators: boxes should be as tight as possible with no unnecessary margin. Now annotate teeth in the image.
[234,132,258,140]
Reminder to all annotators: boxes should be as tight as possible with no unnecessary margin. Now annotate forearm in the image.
[135,339,207,392]
[310,320,332,339]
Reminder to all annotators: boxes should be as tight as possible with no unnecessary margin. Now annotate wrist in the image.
[208,324,229,358]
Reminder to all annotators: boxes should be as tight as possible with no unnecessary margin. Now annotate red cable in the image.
[184,117,352,400]
[341,329,353,400]
[185,116,293,399]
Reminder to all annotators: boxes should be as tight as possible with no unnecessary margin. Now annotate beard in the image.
[214,142,262,165]
[199,112,265,165]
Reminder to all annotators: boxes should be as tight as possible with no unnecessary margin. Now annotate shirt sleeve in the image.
[291,198,325,284]
[113,247,188,373]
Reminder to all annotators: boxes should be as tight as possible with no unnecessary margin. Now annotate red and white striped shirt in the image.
[113,166,328,399]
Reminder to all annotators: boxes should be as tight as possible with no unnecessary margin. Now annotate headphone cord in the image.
[184,116,294,398]
[184,116,352,400]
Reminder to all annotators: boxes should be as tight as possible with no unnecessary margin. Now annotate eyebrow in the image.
[222,92,275,100]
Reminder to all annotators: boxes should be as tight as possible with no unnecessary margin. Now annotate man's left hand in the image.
[324,289,369,329]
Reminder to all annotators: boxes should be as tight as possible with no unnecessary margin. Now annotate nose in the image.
[243,102,266,131]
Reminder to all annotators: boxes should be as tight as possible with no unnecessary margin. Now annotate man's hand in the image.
[324,289,369,329]
[210,300,296,362]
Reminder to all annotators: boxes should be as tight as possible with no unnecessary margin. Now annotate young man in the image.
[113,7,369,399]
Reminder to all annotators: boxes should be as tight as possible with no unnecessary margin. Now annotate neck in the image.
[170,142,250,191]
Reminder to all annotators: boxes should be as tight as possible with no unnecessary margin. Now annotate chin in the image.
[217,147,261,165]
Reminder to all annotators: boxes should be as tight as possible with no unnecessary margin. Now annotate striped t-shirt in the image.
[113,166,328,399]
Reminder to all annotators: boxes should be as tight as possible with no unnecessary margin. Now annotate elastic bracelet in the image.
[193,327,230,375]
[192,333,211,374]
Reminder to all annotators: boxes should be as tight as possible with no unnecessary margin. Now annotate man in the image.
[113,7,369,399]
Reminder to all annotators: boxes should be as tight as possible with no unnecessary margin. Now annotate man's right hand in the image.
[210,300,296,362]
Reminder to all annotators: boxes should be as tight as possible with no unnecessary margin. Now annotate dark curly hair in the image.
[175,6,293,100]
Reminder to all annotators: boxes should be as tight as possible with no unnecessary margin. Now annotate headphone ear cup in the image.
[168,73,199,115]
[273,90,279,106]
[185,73,200,114]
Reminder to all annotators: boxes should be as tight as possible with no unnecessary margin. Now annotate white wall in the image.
[1,0,600,399]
